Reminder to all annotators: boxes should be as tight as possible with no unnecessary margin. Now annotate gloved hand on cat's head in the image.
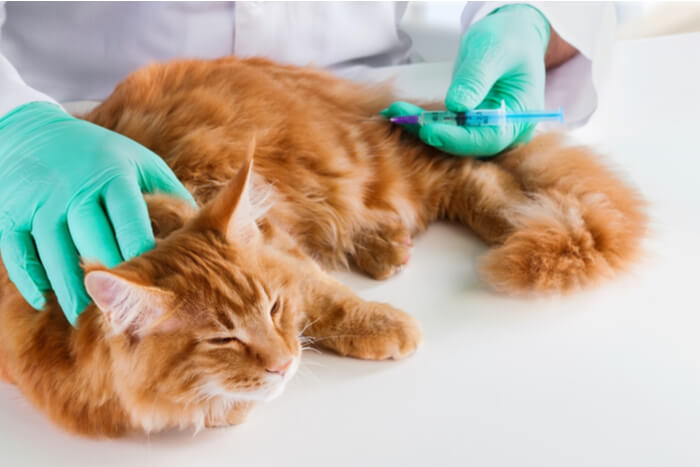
[0,101,195,325]
[382,4,550,157]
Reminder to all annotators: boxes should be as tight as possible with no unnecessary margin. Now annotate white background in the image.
[1,32,699,466]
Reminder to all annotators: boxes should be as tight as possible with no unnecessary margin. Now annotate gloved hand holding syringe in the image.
[381,4,563,158]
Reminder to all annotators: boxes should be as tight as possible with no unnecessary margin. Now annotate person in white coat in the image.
[0,2,616,324]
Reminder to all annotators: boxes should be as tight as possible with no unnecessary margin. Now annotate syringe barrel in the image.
[395,102,563,128]
[419,102,507,127]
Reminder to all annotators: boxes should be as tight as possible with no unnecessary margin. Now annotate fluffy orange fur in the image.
[0,56,646,437]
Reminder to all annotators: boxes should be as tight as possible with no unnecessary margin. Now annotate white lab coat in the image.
[0,2,615,127]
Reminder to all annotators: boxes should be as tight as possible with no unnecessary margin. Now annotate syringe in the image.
[389,101,563,128]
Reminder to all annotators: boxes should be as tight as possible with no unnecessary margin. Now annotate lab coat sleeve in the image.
[461,2,617,128]
[0,2,59,118]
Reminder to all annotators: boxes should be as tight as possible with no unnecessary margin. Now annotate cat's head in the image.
[83,148,307,415]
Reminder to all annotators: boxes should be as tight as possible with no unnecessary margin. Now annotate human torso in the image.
[0,1,410,101]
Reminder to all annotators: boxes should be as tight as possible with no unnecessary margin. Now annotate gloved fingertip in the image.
[28,294,47,311]
[65,309,79,327]
[166,183,197,209]
[180,190,198,209]
[379,108,390,117]
[385,101,425,117]
[64,295,90,327]
[122,236,156,260]
[56,295,77,326]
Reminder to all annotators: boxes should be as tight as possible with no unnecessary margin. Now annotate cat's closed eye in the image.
[207,337,243,345]
[270,298,280,316]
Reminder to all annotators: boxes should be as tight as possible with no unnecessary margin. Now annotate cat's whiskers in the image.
[293,365,321,385]
[300,358,326,368]
[297,316,322,337]
[300,345,321,355]
[304,333,370,342]
[298,337,317,348]
[191,375,284,404]
[189,377,230,404]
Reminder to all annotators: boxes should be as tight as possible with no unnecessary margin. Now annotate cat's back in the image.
[85,56,389,149]
[84,56,400,204]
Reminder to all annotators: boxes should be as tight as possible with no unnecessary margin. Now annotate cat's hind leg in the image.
[479,134,647,293]
[436,157,529,245]
[434,133,647,293]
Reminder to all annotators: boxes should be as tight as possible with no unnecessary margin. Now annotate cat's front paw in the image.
[204,402,253,428]
[313,303,422,360]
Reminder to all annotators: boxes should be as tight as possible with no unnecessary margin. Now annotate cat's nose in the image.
[266,358,293,377]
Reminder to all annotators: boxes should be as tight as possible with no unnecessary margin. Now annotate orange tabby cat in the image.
[0,56,646,437]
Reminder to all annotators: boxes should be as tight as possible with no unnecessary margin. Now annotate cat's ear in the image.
[193,137,261,243]
[84,270,176,337]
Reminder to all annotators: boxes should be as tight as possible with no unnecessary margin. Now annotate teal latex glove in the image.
[0,102,195,325]
[382,4,550,157]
